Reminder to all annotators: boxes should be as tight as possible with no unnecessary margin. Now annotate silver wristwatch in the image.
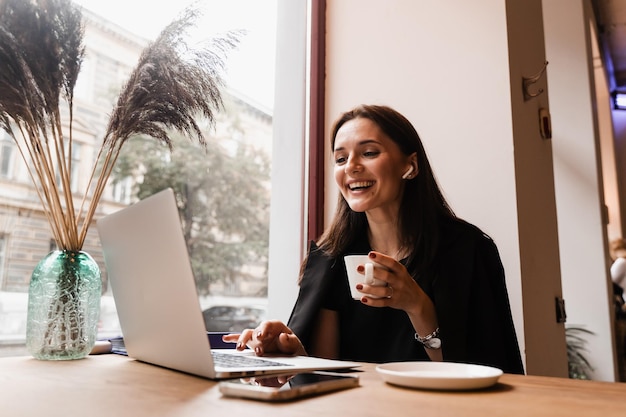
[415,327,441,350]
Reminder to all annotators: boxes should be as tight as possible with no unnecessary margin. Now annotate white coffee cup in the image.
[343,255,387,299]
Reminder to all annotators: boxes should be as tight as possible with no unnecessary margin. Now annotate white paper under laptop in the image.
[97,188,359,379]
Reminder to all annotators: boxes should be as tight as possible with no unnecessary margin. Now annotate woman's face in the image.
[333,117,415,217]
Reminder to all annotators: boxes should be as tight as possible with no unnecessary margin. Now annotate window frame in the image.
[267,0,324,322]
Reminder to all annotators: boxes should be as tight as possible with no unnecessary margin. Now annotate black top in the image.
[287,217,525,374]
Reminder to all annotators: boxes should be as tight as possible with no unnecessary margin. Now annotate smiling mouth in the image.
[348,181,374,191]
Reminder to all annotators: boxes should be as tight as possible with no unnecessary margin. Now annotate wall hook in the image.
[522,61,548,101]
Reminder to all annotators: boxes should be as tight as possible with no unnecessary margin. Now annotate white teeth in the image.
[349,181,374,190]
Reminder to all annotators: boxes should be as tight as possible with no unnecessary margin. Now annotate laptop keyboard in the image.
[212,351,292,368]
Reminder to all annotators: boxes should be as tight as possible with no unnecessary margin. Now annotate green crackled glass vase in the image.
[26,250,102,360]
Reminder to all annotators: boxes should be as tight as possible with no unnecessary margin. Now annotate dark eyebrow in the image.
[334,139,380,152]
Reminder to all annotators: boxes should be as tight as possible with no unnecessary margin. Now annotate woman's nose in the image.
[345,155,361,174]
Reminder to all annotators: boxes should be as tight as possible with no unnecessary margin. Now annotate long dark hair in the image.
[316,104,456,275]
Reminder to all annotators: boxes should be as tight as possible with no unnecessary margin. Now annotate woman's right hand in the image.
[221,320,307,357]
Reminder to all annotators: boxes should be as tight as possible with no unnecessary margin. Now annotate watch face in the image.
[426,337,441,349]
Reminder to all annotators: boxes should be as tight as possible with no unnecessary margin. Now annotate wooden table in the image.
[1,354,624,416]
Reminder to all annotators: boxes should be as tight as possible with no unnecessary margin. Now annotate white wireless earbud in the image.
[402,166,414,179]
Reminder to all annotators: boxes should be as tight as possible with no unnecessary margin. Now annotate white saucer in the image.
[376,362,503,391]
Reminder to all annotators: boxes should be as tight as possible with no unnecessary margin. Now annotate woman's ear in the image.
[402,153,418,179]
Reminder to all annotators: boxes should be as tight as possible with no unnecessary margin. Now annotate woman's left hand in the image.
[358,251,441,361]
[356,251,434,322]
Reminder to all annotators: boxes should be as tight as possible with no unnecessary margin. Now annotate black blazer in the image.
[287,218,525,374]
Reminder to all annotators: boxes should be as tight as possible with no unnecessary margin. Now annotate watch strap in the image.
[415,327,441,349]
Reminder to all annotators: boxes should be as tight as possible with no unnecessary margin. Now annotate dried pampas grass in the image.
[0,0,239,251]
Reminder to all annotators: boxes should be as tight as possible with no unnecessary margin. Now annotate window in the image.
[0,234,6,288]
[0,132,14,180]
[73,56,93,102]
[0,0,293,356]
[53,140,81,193]
[69,142,81,193]
[112,177,133,205]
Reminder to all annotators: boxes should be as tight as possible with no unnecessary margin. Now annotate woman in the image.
[224,104,524,374]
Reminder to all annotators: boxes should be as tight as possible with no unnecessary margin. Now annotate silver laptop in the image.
[97,188,359,379]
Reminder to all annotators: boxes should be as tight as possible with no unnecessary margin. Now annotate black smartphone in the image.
[218,371,360,401]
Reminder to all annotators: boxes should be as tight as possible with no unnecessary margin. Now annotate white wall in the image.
[323,0,569,376]
[505,0,569,377]
[543,0,617,381]
[614,110,626,238]
[597,39,624,242]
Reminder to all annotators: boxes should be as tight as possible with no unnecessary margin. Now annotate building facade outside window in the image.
[0,0,281,356]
